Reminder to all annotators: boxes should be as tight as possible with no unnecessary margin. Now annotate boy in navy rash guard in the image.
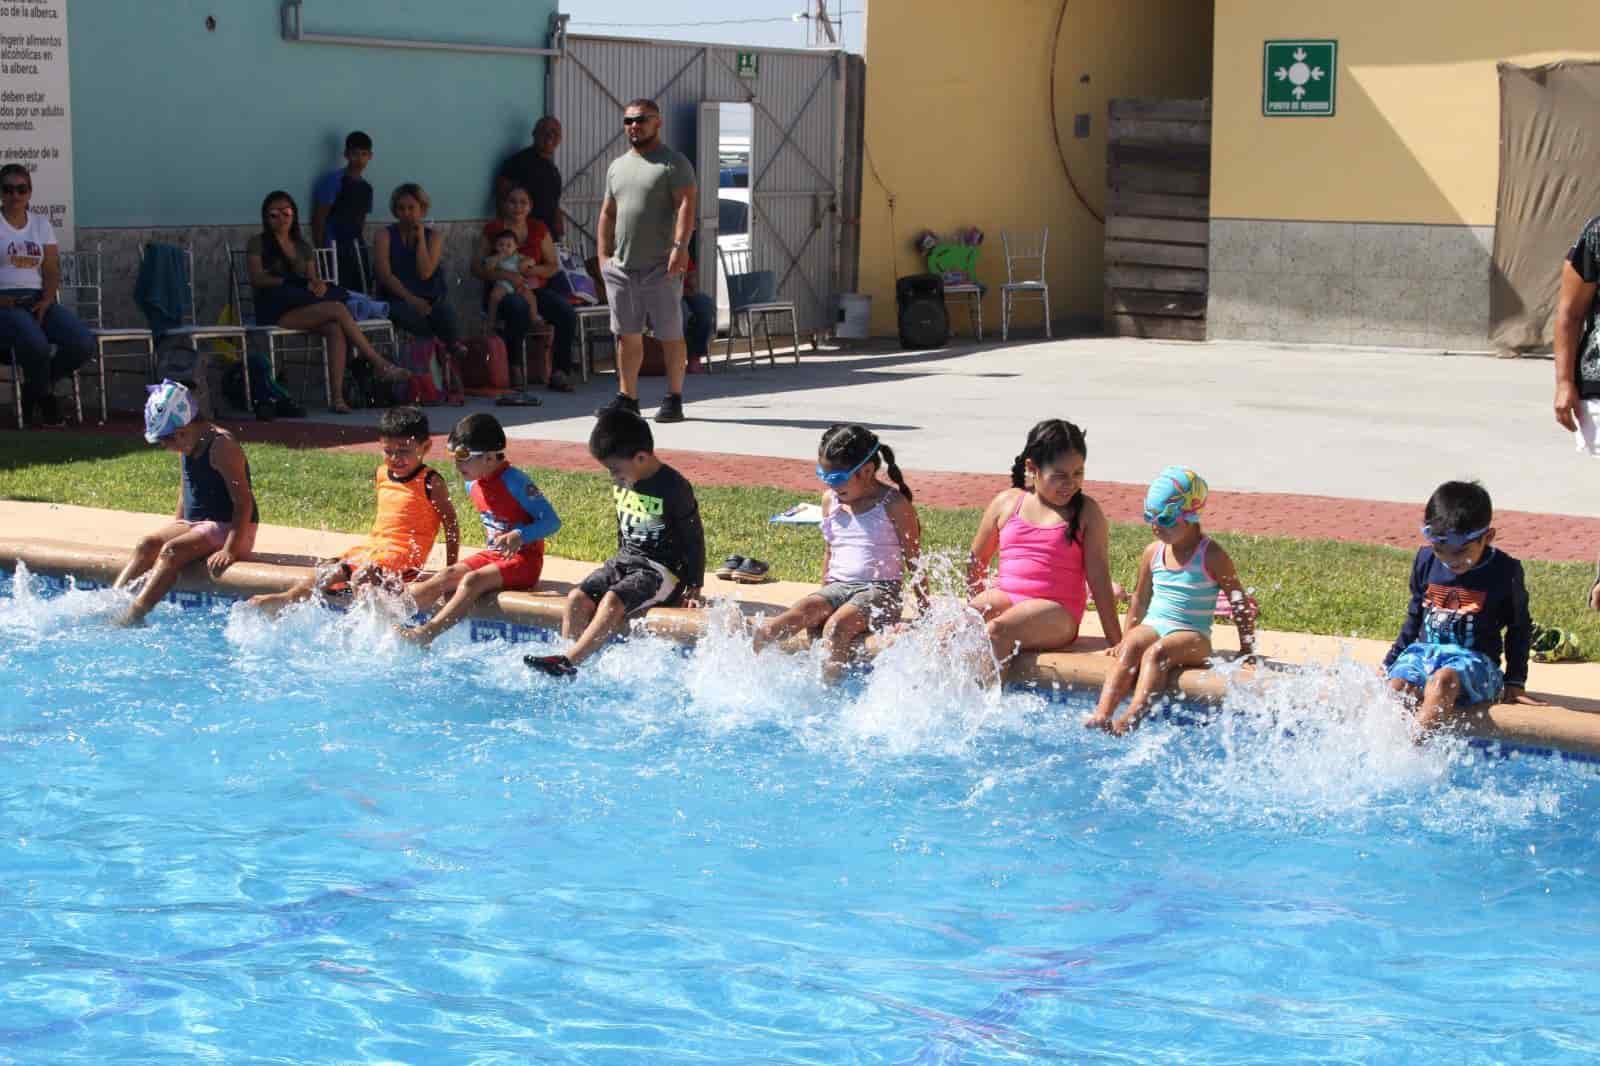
[1383,480,1539,732]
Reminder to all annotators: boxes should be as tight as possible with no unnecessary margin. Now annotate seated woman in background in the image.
[246,189,407,414]
[471,184,578,393]
[373,182,464,357]
[0,163,95,426]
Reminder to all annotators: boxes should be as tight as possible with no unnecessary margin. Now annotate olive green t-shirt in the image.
[604,144,695,270]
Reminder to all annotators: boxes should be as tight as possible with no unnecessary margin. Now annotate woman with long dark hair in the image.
[246,190,407,413]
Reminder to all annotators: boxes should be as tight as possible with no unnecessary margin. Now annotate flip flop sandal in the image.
[495,390,543,407]
[714,554,746,580]
[729,557,771,584]
[1531,623,1583,663]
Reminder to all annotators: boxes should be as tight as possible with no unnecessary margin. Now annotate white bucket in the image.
[836,293,871,339]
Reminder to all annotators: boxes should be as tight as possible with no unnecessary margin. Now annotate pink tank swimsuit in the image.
[995,491,1089,619]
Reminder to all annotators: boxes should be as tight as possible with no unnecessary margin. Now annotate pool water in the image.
[3,567,1599,1063]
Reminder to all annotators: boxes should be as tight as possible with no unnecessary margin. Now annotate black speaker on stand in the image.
[896,273,949,349]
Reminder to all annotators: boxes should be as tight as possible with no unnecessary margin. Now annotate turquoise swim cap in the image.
[144,380,194,443]
[1144,466,1208,527]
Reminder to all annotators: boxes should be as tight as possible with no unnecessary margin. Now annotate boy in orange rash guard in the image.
[247,406,459,612]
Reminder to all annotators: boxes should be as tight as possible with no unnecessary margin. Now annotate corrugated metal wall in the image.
[552,35,844,331]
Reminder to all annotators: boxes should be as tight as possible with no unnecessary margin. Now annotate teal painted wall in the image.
[69,0,558,227]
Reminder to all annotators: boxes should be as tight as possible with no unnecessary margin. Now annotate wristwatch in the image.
[671,240,686,250]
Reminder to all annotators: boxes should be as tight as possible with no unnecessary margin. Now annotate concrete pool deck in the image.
[5,500,1599,758]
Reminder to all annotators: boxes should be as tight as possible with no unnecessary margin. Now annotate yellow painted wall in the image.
[858,0,1214,334]
[1212,1,1600,225]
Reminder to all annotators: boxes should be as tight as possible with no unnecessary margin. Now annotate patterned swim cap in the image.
[1144,466,1208,527]
[143,379,194,443]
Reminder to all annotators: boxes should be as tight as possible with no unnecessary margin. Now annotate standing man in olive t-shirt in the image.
[594,98,697,424]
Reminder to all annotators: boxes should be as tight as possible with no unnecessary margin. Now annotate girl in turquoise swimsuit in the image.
[1086,466,1257,736]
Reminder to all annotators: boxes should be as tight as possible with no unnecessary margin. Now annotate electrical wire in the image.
[1048,0,1104,224]
[862,137,899,281]
[570,13,863,29]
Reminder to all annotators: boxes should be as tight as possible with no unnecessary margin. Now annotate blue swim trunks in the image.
[1386,642,1504,705]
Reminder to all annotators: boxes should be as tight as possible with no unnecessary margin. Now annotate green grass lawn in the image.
[4,430,1598,656]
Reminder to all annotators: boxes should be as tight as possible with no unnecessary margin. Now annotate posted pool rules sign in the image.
[1263,39,1336,117]
[0,0,73,247]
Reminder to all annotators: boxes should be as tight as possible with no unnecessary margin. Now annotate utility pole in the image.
[814,0,838,45]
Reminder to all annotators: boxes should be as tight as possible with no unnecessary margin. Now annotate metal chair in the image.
[57,247,155,423]
[943,282,985,341]
[715,244,800,370]
[139,244,253,408]
[999,229,1052,341]
[1,342,23,427]
[226,245,333,409]
[314,245,397,357]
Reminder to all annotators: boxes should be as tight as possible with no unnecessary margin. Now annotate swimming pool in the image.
[4,567,1599,1062]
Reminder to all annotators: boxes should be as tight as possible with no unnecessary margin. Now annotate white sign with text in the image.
[0,1,73,248]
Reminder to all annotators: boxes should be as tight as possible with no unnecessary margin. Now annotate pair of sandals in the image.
[715,554,771,584]
[331,360,416,414]
[1530,622,1583,664]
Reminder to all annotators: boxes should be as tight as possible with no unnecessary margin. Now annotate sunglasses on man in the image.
[621,114,657,126]
[0,184,29,195]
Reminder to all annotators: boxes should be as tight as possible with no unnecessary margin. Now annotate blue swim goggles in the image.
[1421,522,1490,548]
[1143,499,1186,528]
[816,443,879,488]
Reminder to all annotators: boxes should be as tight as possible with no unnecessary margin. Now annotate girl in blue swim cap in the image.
[113,380,259,624]
[1085,465,1256,735]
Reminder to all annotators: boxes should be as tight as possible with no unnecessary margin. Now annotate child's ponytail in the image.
[1013,418,1089,544]
[878,442,914,503]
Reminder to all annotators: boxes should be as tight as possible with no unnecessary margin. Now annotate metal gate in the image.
[551,34,844,332]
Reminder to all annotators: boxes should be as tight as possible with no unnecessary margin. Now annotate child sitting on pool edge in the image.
[247,406,459,611]
[525,408,704,678]
[399,413,560,646]
[114,380,259,625]
[1383,480,1539,733]
[752,424,922,682]
[1086,466,1256,736]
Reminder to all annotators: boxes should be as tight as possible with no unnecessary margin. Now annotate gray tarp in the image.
[1492,61,1600,352]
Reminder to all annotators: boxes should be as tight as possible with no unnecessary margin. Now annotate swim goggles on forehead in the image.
[1143,498,1187,528]
[816,443,879,488]
[1421,522,1490,548]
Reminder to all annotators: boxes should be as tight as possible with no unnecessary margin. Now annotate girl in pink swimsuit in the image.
[966,419,1122,678]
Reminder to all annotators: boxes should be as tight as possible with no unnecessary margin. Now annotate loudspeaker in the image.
[896,273,949,349]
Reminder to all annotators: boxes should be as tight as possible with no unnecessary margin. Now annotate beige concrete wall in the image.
[1212,0,1600,226]
[857,0,1214,335]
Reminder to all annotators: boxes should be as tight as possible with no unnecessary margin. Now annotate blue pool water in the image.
[3,567,1600,1063]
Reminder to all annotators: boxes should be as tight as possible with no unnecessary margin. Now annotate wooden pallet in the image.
[1104,98,1210,341]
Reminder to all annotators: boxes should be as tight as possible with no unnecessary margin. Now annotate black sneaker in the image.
[275,398,307,419]
[524,653,578,679]
[254,400,277,422]
[36,394,66,428]
[654,392,685,424]
[593,393,641,418]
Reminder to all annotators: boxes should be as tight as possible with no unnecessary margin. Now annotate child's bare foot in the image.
[1083,711,1113,731]
[1108,716,1135,737]
[393,623,433,647]
[246,592,293,614]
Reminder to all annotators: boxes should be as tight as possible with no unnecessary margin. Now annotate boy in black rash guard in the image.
[527,409,705,677]
[1383,480,1540,733]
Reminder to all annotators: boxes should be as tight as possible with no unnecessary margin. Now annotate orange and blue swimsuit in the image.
[341,464,444,576]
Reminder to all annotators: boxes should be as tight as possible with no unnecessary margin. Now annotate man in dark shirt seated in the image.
[496,116,564,242]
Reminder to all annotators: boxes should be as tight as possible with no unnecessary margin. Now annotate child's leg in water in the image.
[1086,624,1161,729]
[117,525,222,625]
[406,563,469,613]
[247,561,345,613]
[819,603,871,683]
[752,594,833,653]
[1109,630,1212,735]
[401,565,504,647]
[1411,667,1462,733]
[114,521,191,591]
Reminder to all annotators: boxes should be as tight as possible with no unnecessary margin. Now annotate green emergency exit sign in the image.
[736,51,759,79]
[1263,40,1336,116]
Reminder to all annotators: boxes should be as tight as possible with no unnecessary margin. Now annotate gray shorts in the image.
[602,260,684,340]
[815,580,903,629]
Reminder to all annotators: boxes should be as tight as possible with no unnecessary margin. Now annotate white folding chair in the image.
[133,244,254,408]
[315,245,397,358]
[60,246,155,423]
[227,245,333,409]
[1000,229,1052,341]
[943,282,985,341]
[715,244,799,370]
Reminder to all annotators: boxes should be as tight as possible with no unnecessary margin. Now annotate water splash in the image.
[0,562,126,639]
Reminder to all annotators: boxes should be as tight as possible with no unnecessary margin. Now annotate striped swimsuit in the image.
[1143,536,1217,638]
